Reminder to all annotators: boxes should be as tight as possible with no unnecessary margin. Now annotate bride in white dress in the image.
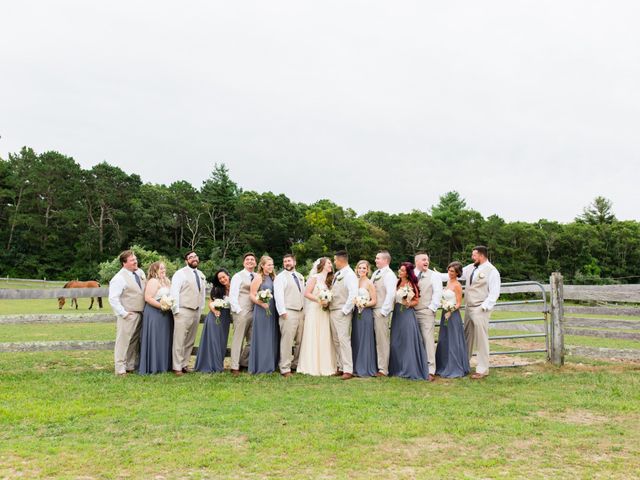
[297,257,337,376]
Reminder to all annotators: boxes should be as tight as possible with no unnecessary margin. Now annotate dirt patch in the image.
[536,409,610,425]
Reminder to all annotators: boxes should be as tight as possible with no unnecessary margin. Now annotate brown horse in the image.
[58,280,104,310]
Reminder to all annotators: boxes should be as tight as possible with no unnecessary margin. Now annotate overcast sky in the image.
[2,1,638,222]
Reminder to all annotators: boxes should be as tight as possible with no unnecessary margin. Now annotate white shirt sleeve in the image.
[341,269,358,315]
[108,272,127,317]
[381,270,397,316]
[482,267,501,311]
[228,272,242,314]
[170,269,185,313]
[461,264,474,284]
[429,272,443,312]
[273,272,287,316]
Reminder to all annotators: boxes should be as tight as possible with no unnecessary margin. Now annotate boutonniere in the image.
[335,272,343,282]
[478,272,486,279]
[372,271,382,282]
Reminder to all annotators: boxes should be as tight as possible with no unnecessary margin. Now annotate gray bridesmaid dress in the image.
[435,309,470,378]
[388,303,428,380]
[351,306,377,377]
[138,303,174,374]
[195,307,231,373]
[249,276,280,374]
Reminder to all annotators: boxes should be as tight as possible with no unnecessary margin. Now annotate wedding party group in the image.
[108,246,500,381]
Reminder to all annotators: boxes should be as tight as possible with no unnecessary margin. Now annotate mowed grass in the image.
[0,351,639,479]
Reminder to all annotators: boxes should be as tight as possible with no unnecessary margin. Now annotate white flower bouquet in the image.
[398,284,415,311]
[354,292,370,318]
[441,289,457,326]
[159,295,175,312]
[257,289,273,316]
[211,297,230,323]
[317,289,333,311]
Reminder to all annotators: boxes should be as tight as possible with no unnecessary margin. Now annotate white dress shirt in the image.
[376,266,397,317]
[335,266,358,315]
[414,268,443,312]
[461,261,501,310]
[108,267,145,317]
[273,269,304,315]
[170,266,206,312]
[229,269,254,314]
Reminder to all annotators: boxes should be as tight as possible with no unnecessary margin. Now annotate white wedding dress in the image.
[297,276,337,376]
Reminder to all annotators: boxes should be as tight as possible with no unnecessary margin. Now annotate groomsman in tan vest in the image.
[371,250,397,376]
[414,252,443,381]
[170,251,207,376]
[462,245,500,379]
[229,252,257,376]
[329,250,358,380]
[274,253,305,377]
[108,250,146,376]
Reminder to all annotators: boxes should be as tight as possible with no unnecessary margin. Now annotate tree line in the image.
[1,147,638,284]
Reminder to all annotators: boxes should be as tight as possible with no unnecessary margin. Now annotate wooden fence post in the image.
[550,272,565,366]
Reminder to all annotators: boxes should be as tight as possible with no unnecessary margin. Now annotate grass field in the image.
[1,351,639,479]
[2,283,640,478]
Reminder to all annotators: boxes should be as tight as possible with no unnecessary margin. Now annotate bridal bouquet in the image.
[159,295,175,312]
[354,292,370,318]
[441,290,457,326]
[257,289,273,316]
[398,284,415,311]
[317,290,333,311]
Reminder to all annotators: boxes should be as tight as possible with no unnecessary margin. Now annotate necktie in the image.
[469,266,479,285]
[418,271,423,280]
[292,272,301,292]
[193,269,201,291]
[250,273,255,282]
[332,274,338,286]
[133,272,142,289]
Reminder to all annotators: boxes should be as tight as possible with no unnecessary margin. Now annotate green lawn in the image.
[0,351,638,479]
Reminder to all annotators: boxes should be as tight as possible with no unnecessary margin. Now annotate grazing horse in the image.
[58,280,104,310]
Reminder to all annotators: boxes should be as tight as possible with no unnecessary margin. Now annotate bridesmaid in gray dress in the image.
[195,269,232,373]
[436,261,470,378]
[249,255,280,374]
[139,262,174,374]
[351,260,378,377]
[388,262,428,380]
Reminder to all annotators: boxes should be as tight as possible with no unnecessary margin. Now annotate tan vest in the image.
[283,271,304,311]
[372,268,391,309]
[179,266,204,310]
[330,269,349,311]
[415,269,433,311]
[118,268,146,313]
[465,263,496,308]
[238,272,254,313]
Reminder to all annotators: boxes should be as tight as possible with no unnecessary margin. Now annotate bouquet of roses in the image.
[257,289,273,316]
[317,289,333,311]
[211,296,230,323]
[354,292,370,318]
[398,284,415,311]
[159,295,175,312]
[441,289,457,326]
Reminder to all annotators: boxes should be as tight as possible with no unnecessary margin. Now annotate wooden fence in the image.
[2,274,639,362]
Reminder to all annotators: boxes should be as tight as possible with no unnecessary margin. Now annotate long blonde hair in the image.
[147,261,170,287]
[355,260,371,279]
[257,255,275,280]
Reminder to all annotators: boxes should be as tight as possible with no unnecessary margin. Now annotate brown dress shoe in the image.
[341,373,353,380]
[375,371,387,377]
[282,372,293,378]
[333,370,344,377]
[173,370,184,377]
[428,374,436,382]
[471,372,488,380]
[182,367,194,374]
[231,369,241,377]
